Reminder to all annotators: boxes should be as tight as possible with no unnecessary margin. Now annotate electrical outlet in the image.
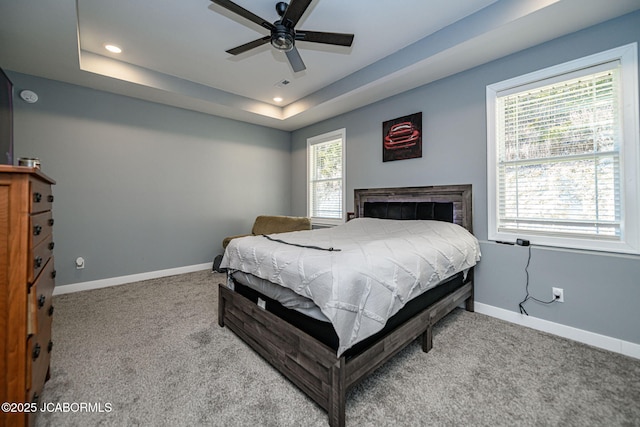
[552,287,564,303]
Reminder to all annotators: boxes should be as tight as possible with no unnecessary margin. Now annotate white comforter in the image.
[221,218,481,356]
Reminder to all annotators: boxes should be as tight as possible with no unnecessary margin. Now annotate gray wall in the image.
[9,73,291,286]
[291,12,640,346]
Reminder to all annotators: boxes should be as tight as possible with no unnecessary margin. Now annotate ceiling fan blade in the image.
[210,0,275,31]
[285,46,306,72]
[281,0,312,27]
[226,36,271,55]
[296,30,354,46]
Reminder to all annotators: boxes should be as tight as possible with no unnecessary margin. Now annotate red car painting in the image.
[382,112,422,162]
[384,121,420,150]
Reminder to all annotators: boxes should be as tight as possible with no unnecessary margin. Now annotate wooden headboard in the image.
[353,184,473,233]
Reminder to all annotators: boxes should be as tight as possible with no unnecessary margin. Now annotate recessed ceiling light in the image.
[273,97,283,103]
[104,44,122,54]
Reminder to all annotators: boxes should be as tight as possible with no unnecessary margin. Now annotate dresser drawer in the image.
[26,318,52,400]
[29,178,53,214]
[28,235,54,285]
[27,259,54,404]
[30,211,54,250]
[28,258,55,336]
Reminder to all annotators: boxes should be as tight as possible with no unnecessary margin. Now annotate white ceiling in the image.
[1,0,639,131]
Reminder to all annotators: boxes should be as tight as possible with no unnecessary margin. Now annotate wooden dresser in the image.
[0,165,56,427]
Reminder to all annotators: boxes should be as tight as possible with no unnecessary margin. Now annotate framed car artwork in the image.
[382,112,422,162]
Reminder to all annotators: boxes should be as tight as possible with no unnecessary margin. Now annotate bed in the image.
[217,184,479,426]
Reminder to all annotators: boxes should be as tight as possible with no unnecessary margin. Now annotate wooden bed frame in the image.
[217,184,475,427]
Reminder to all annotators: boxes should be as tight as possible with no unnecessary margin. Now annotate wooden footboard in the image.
[218,282,338,411]
[218,275,474,427]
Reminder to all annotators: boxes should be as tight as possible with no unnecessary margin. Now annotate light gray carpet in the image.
[36,270,640,426]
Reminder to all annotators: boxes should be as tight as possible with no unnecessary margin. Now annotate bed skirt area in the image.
[217,269,474,427]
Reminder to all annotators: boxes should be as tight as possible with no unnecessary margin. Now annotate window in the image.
[307,129,345,226]
[487,43,640,254]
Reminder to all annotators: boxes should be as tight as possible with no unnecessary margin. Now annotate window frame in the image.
[307,128,346,227]
[486,43,640,254]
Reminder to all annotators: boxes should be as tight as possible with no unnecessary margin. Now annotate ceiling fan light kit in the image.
[210,0,354,72]
[271,24,295,52]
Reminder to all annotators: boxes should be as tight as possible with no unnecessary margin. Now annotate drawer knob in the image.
[32,343,41,360]
[49,218,55,226]
[48,341,53,353]
[47,194,54,203]
[49,241,55,251]
[33,225,43,236]
[33,192,42,203]
[51,270,57,279]
[38,294,46,308]
[48,305,55,316]
[34,256,43,269]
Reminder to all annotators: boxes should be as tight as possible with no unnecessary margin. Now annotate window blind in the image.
[309,137,343,220]
[496,64,621,240]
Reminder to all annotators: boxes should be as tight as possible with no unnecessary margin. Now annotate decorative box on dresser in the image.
[0,165,56,427]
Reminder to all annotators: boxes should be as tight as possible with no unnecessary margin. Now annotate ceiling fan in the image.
[210,0,354,72]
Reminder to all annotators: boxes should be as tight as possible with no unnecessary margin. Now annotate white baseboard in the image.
[53,263,212,296]
[475,302,640,360]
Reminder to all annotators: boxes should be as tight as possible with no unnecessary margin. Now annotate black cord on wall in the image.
[517,244,559,315]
